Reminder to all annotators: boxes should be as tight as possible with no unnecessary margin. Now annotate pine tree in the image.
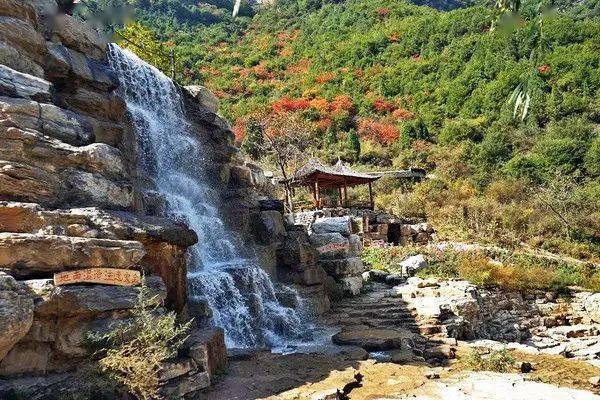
[347,129,361,158]
[241,118,265,160]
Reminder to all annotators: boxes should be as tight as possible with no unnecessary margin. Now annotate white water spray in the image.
[108,45,309,348]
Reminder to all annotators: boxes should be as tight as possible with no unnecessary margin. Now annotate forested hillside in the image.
[81,0,600,262]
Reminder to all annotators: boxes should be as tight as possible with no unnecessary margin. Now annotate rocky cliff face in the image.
[0,0,231,394]
[0,0,334,393]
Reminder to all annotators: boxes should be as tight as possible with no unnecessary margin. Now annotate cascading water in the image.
[108,45,309,348]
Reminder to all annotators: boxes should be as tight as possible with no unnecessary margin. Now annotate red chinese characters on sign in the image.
[54,268,141,287]
[316,242,349,254]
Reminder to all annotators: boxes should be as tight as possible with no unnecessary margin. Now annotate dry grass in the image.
[452,346,600,394]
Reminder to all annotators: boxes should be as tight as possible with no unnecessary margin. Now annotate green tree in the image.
[241,118,265,160]
[347,129,361,158]
[585,136,600,177]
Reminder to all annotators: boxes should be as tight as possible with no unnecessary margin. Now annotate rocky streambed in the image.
[199,279,600,399]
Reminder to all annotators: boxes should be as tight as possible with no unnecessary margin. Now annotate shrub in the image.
[464,348,514,373]
[89,279,193,400]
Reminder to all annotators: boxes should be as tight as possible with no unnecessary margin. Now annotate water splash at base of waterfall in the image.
[108,45,310,348]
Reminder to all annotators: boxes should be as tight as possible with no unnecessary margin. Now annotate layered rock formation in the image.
[0,1,228,396]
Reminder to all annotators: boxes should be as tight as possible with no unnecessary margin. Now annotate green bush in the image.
[464,348,514,373]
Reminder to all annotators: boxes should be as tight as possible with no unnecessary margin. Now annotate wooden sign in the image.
[54,268,141,287]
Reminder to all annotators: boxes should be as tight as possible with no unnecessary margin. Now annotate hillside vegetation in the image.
[84,0,600,262]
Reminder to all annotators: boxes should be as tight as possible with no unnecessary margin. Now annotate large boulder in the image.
[0,0,38,25]
[311,216,352,236]
[0,273,34,361]
[584,293,600,323]
[0,17,46,62]
[52,14,107,60]
[185,85,218,113]
[319,257,364,278]
[309,232,349,259]
[277,230,317,270]
[0,96,94,146]
[26,276,166,317]
[0,127,125,179]
[0,233,145,278]
[0,65,52,102]
[400,254,428,276]
[251,210,286,245]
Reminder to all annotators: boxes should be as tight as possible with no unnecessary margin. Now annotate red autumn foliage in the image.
[392,108,415,120]
[377,7,391,18]
[330,95,354,113]
[538,65,551,75]
[252,61,273,80]
[272,97,311,113]
[232,119,246,144]
[358,119,400,144]
[315,71,337,84]
[373,98,396,113]
[388,34,399,42]
[309,97,330,113]
[316,118,333,131]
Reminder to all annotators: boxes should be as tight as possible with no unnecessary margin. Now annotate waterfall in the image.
[108,45,309,348]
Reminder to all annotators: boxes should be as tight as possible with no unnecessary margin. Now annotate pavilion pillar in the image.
[315,179,321,209]
[338,187,343,207]
[343,181,348,208]
[368,181,374,210]
[312,181,318,209]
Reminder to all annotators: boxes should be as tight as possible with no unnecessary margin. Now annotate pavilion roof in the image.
[290,159,379,189]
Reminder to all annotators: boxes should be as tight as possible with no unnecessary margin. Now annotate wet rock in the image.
[0,233,145,278]
[0,273,34,361]
[312,216,353,236]
[251,210,286,245]
[332,327,415,351]
[0,65,52,102]
[385,273,405,285]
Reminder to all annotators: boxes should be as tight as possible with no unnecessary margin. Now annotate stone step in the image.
[0,232,145,278]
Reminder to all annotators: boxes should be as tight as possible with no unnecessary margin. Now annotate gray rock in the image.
[0,273,34,361]
[319,257,364,278]
[26,276,166,317]
[336,276,363,297]
[348,234,363,256]
[312,216,353,236]
[584,293,600,323]
[52,14,107,59]
[400,254,428,276]
[185,85,219,113]
[0,65,51,102]
[309,233,349,259]
[0,233,145,278]
[251,210,286,245]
